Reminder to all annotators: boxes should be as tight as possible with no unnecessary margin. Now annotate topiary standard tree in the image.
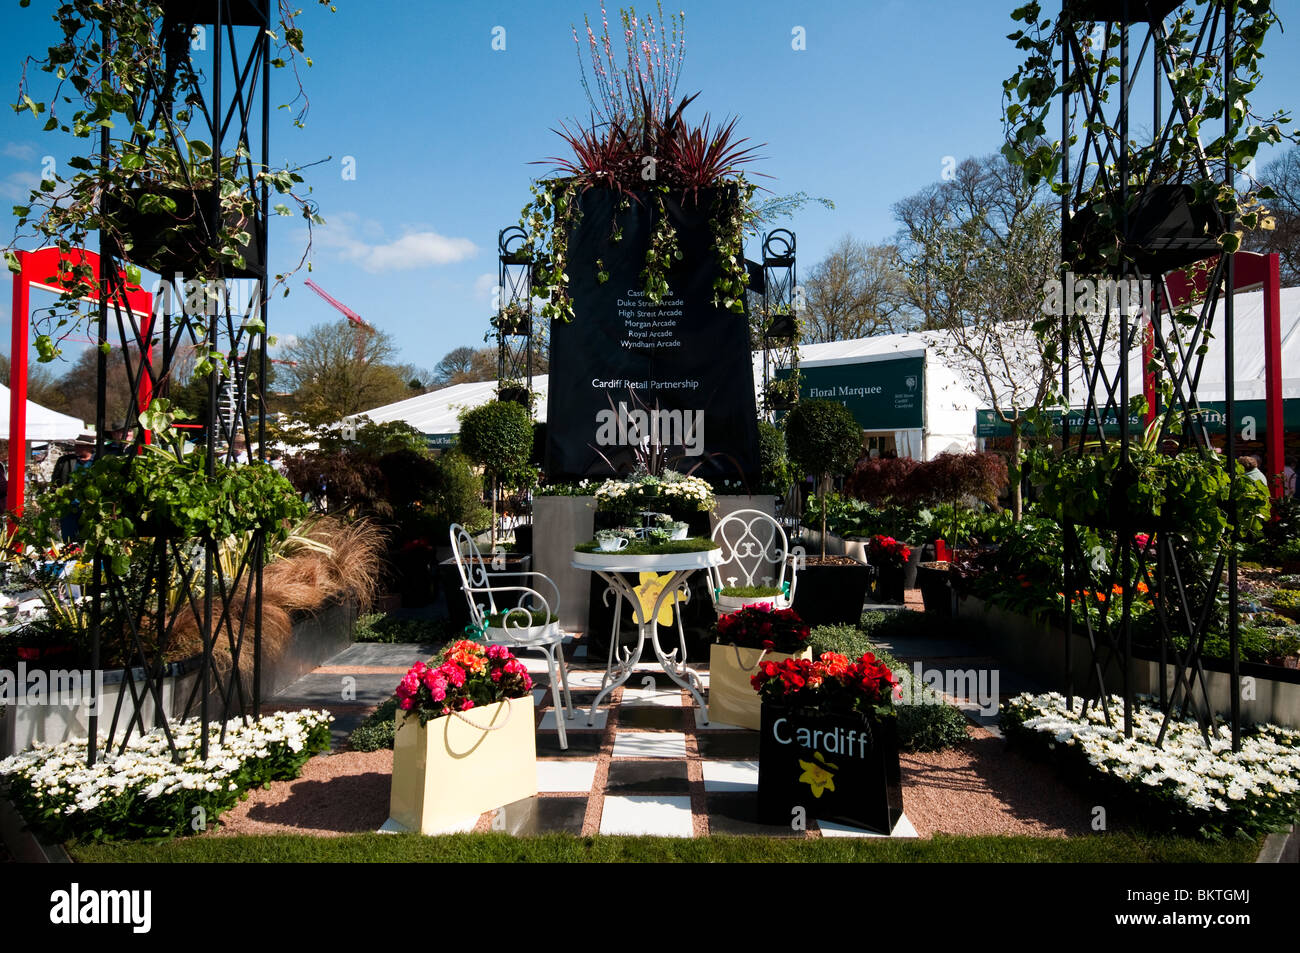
[784,399,862,559]
[458,400,537,549]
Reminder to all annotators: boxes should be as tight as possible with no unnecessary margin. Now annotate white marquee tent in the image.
[355,286,1298,457]
[0,384,88,441]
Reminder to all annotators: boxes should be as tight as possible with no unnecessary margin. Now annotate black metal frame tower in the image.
[759,229,798,420]
[90,0,274,762]
[1057,0,1242,748]
[496,226,535,408]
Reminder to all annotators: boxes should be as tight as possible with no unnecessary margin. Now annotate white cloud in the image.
[473,272,498,303]
[0,170,39,202]
[317,214,477,272]
[3,142,38,161]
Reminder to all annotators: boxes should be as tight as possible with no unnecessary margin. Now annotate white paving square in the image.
[536,760,598,793]
[701,760,760,792]
[565,669,612,690]
[611,731,688,759]
[540,707,606,730]
[621,684,683,707]
[693,709,746,730]
[600,795,694,837]
[817,814,918,838]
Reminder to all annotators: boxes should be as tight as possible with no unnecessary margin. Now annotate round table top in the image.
[571,547,724,573]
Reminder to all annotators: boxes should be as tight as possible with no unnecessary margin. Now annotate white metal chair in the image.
[448,523,575,749]
[708,508,799,616]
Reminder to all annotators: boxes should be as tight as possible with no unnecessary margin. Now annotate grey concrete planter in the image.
[0,600,357,757]
[533,495,597,632]
[958,596,1300,729]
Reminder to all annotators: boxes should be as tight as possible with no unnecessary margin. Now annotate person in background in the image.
[52,434,96,541]
[231,434,250,465]
[1284,456,1297,497]
[104,421,130,456]
[1240,455,1269,487]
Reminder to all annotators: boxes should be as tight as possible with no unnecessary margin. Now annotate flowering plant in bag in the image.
[868,535,911,570]
[395,640,532,725]
[751,651,898,719]
[715,604,811,654]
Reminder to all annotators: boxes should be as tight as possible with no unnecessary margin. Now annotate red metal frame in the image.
[8,247,152,520]
[1147,251,1284,495]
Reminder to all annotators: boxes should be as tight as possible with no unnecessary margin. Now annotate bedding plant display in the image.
[0,709,333,842]
[1002,692,1300,839]
[751,647,904,833]
[708,604,813,730]
[388,640,539,834]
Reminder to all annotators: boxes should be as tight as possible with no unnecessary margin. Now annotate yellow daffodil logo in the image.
[632,572,684,626]
[797,751,838,799]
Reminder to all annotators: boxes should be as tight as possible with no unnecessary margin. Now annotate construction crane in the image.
[303,278,375,361]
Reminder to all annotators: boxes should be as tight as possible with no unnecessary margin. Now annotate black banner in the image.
[545,188,760,482]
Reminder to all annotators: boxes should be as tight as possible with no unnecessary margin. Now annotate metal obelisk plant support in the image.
[88,3,274,764]
[1038,0,1278,751]
[496,225,536,409]
[760,229,799,420]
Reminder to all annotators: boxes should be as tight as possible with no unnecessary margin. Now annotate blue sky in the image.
[3,0,1298,378]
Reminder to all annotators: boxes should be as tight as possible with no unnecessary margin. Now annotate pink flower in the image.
[459,699,475,711]
[398,697,413,711]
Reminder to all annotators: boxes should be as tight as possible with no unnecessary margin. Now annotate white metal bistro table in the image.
[571,547,724,725]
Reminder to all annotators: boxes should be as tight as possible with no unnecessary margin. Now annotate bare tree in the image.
[1244,146,1300,285]
[801,235,909,343]
[894,154,1061,520]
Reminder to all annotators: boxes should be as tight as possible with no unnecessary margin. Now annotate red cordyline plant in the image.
[715,604,811,654]
[395,641,532,726]
[751,652,899,719]
[868,535,911,569]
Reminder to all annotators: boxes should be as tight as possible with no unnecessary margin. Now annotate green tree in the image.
[457,400,537,549]
[783,399,862,559]
[280,321,411,425]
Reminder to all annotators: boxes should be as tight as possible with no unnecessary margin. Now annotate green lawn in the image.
[68,831,1262,864]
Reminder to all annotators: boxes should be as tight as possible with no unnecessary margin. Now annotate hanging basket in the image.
[1066,184,1224,278]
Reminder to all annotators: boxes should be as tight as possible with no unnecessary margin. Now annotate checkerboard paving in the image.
[493,639,916,839]
[278,635,917,839]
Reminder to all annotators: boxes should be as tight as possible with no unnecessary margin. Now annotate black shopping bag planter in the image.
[757,703,903,834]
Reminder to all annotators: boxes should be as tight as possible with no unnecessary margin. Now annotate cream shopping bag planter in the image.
[383,695,537,834]
[707,643,813,730]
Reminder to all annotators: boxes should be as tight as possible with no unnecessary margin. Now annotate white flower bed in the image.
[594,473,715,512]
[0,709,333,841]
[1003,692,1300,836]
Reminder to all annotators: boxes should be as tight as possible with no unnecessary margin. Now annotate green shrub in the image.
[810,619,970,752]
[428,450,491,537]
[1267,589,1300,621]
[348,696,399,751]
[719,584,783,598]
[757,419,793,494]
[353,613,454,645]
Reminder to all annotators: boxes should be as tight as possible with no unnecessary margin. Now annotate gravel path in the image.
[211,725,1092,839]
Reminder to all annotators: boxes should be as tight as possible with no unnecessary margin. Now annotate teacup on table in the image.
[597,536,629,552]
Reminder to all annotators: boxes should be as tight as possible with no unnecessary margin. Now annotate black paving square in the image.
[536,733,605,757]
[616,707,687,730]
[606,760,690,794]
[696,732,761,759]
[494,796,588,835]
[706,793,804,837]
